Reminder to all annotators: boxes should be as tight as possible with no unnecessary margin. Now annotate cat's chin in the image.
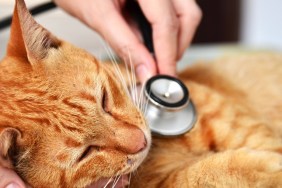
[86,175,129,188]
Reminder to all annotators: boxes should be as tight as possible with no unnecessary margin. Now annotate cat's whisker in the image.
[144,101,150,116]
[143,89,151,115]
[128,172,132,188]
[100,42,149,114]
[139,92,144,111]
[112,62,129,95]
[129,170,142,187]
[17,147,32,165]
[112,174,122,188]
[109,57,129,96]
[123,52,135,104]
[99,43,140,108]
[140,83,151,114]
[110,175,118,188]
[142,99,147,114]
[143,92,149,114]
[138,83,145,111]
[128,53,138,107]
[103,177,114,188]
[100,40,130,97]
[123,56,131,94]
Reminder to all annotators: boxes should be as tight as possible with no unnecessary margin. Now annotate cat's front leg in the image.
[173,148,282,188]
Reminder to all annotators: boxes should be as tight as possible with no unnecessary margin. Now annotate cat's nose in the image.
[115,128,147,154]
[130,131,147,154]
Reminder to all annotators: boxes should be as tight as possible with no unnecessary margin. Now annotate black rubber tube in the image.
[125,0,154,53]
[0,2,57,30]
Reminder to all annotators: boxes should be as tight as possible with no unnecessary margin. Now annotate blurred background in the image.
[194,0,282,49]
[1,0,282,66]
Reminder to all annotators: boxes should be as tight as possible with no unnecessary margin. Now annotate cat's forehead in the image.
[46,43,99,69]
[40,43,108,82]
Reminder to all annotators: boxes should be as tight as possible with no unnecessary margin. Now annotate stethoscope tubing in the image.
[0,1,56,31]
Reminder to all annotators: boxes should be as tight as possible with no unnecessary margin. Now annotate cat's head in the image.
[0,0,150,187]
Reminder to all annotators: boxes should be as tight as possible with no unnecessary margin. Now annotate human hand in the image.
[0,167,26,188]
[54,0,201,83]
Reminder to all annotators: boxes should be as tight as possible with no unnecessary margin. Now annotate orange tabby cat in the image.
[0,0,150,187]
[1,0,282,188]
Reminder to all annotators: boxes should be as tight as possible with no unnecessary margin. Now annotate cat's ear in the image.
[7,0,61,66]
[0,128,21,169]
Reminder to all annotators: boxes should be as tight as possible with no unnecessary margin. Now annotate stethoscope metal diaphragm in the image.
[144,75,197,137]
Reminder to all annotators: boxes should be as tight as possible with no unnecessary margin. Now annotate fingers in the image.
[86,2,157,83]
[138,0,201,75]
[0,167,25,188]
[173,0,202,59]
[54,0,201,81]
[138,0,179,76]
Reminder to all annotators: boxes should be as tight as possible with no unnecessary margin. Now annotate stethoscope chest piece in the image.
[144,75,197,137]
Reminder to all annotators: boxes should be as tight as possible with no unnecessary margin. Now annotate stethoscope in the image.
[143,75,197,137]
[0,1,197,137]
[128,1,197,137]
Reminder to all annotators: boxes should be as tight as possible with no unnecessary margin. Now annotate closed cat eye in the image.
[102,89,109,113]
[77,146,99,162]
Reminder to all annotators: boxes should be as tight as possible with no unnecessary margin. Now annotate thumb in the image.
[0,167,26,188]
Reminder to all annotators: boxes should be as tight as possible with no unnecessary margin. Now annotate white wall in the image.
[240,0,282,50]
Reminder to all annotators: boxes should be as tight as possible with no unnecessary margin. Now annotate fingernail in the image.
[136,64,152,83]
[6,183,21,188]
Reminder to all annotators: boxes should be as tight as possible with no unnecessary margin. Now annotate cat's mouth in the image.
[86,175,129,188]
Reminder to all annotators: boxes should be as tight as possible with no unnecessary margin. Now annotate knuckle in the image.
[172,16,180,28]
[190,4,202,25]
[181,1,202,26]
[162,16,180,32]
[116,42,140,59]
